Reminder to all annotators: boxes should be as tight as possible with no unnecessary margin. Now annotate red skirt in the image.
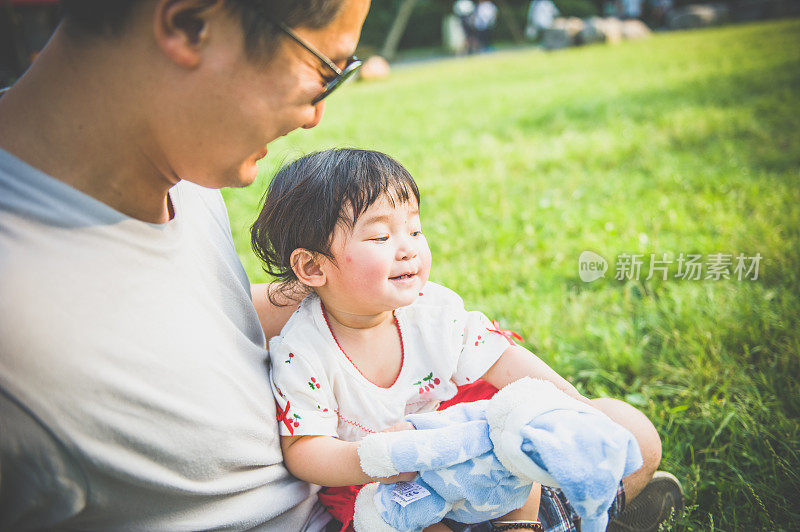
[319,380,500,532]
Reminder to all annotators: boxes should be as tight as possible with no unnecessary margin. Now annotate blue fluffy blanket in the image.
[354,378,643,532]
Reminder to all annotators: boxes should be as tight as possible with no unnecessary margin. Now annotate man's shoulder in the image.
[0,148,105,226]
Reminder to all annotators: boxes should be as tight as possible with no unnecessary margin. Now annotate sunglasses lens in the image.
[312,59,363,104]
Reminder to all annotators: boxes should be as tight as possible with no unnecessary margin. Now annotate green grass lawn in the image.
[223,19,800,530]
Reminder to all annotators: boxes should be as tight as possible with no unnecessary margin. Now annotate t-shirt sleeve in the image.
[268,338,338,438]
[445,294,513,385]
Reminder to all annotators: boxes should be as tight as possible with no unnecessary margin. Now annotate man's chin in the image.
[234,151,268,187]
[235,167,259,188]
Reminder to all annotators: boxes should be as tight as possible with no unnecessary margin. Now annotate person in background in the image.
[526,0,560,41]
[649,0,673,27]
[603,0,621,18]
[472,0,498,52]
[621,0,643,19]
[453,0,477,54]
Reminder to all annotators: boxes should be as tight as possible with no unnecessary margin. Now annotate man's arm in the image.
[250,283,301,341]
[0,391,86,528]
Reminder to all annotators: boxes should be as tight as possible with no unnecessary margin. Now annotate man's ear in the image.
[153,0,222,68]
[291,249,328,288]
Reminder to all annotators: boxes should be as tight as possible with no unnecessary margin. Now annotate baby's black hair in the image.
[251,148,420,305]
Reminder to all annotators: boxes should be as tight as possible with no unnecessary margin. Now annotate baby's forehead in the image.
[357,195,419,221]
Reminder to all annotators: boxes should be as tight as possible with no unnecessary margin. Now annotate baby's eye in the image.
[411,230,423,237]
[370,236,389,242]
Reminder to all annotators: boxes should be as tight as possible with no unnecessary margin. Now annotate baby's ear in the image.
[291,249,327,287]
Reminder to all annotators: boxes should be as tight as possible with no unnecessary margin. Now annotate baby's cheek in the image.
[344,246,391,282]
[356,258,389,281]
[361,261,388,279]
[420,246,433,271]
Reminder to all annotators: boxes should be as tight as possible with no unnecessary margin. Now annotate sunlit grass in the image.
[224,19,800,530]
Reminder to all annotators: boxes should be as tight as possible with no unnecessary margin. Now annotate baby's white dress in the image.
[268,282,512,442]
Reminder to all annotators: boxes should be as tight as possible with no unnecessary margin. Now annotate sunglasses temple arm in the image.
[278,22,342,75]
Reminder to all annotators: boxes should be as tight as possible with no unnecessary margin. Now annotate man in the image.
[0,0,369,529]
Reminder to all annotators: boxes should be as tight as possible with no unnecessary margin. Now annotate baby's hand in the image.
[376,421,417,483]
[378,470,417,483]
[382,421,415,433]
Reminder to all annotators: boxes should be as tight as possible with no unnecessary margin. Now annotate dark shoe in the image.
[607,471,684,531]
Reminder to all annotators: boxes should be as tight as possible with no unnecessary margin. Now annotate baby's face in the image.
[323,194,432,316]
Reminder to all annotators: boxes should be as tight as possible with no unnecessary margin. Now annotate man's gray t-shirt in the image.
[0,149,316,529]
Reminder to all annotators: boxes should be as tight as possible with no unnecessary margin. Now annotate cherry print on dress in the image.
[276,401,296,435]
[413,372,440,394]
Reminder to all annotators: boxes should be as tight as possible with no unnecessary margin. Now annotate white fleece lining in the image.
[358,432,400,478]
[353,482,403,532]
[486,377,601,483]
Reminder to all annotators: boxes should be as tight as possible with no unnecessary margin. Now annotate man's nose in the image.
[302,100,326,130]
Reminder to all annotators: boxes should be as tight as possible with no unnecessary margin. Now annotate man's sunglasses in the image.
[277,22,362,104]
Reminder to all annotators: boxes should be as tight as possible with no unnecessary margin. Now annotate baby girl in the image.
[251,148,618,532]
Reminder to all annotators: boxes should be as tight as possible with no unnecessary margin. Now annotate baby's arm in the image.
[482,344,590,404]
[281,434,416,487]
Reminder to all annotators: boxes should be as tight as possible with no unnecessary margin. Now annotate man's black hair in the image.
[251,148,421,305]
[60,1,343,57]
